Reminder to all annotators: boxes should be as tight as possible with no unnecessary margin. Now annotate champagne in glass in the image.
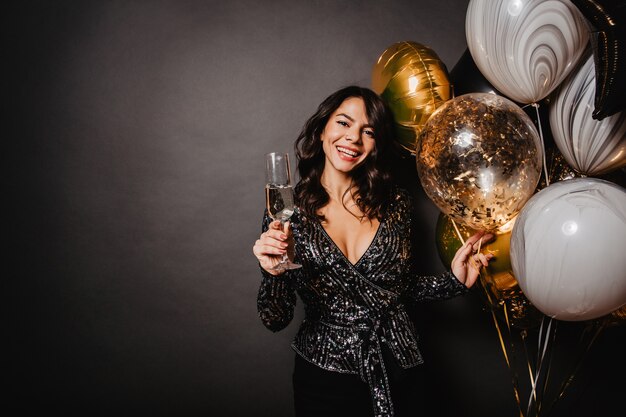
[266,185,295,223]
[265,152,301,271]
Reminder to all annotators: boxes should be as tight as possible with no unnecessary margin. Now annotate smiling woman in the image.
[320,97,377,174]
[10,2,625,416]
[318,97,381,264]
[251,86,493,417]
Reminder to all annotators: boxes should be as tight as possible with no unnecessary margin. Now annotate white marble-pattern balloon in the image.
[510,178,626,321]
[550,53,626,176]
[466,0,589,104]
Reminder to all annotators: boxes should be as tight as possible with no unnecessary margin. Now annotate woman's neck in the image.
[320,167,354,205]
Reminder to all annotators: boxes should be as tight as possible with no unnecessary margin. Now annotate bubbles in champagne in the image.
[266,185,295,222]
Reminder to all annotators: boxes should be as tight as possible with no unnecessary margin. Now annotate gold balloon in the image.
[435,213,543,329]
[372,41,452,154]
[435,212,474,267]
[417,93,542,231]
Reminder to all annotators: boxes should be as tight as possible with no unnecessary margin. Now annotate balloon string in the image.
[532,103,550,187]
[526,317,555,417]
[535,317,546,385]
[520,331,536,416]
[450,216,524,416]
[450,217,464,244]
[537,320,559,416]
[500,298,526,415]
[487,279,525,416]
[533,317,556,413]
[543,320,606,416]
[526,317,544,416]
[449,217,482,271]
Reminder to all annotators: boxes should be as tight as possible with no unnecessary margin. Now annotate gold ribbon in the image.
[451,215,606,417]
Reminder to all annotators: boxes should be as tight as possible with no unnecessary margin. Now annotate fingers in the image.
[451,236,496,288]
[474,252,492,268]
[253,239,287,258]
[268,220,293,238]
[481,233,494,246]
[467,231,494,247]
[467,251,494,269]
[464,231,483,245]
[266,221,288,240]
[268,220,283,230]
[252,221,289,261]
[452,234,496,264]
[451,239,495,274]
[452,239,475,265]
[466,253,491,287]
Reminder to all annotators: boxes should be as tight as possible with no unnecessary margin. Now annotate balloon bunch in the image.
[372,1,626,416]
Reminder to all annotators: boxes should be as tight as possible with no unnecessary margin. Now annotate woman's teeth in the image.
[337,146,359,157]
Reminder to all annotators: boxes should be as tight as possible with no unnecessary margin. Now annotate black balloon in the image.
[599,167,626,188]
[449,48,502,97]
[570,0,626,120]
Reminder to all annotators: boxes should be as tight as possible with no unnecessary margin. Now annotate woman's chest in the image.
[293,215,411,284]
[320,213,380,266]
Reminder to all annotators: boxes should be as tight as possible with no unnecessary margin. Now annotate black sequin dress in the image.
[257,187,468,416]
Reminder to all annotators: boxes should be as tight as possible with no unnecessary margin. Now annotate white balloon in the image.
[550,54,626,176]
[466,0,589,104]
[510,178,626,321]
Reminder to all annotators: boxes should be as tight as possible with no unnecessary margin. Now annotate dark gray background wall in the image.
[8,1,624,416]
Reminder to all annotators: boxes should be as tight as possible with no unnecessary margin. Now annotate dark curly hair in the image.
[294,86,396,221]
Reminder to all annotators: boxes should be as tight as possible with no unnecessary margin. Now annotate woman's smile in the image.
[336,145,361,159]
[321,97,376,175]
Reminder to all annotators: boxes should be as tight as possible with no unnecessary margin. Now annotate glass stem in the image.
[279,220,289,266]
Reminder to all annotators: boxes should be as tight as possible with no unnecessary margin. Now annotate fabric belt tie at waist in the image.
[320,318,395,417]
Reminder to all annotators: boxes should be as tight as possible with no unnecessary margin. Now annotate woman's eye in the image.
[364,130,375,138]
[337,120,349,127]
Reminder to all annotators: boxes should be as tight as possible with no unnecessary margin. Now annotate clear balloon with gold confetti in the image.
[416,92,542,231]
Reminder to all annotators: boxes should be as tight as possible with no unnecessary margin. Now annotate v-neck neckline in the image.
[317,218,384,268]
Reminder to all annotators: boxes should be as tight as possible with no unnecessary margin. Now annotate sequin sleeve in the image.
[256,211,298,332]
[397,189,469,302]
[403,270,468,302]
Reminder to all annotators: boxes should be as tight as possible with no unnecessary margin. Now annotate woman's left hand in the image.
[451,231,495,288]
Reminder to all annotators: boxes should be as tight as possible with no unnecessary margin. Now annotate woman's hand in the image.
[451,231,495,288]
[253,220,292,275]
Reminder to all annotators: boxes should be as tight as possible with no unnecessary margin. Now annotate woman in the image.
[252,86,493,417]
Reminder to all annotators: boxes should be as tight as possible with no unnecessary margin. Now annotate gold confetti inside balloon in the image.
[372,41,452,154]
[435,213,543,329]
[416,93,542,231]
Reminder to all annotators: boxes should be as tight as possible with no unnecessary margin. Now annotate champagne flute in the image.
[265,152,302,271]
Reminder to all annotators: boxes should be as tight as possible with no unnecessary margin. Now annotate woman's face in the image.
[320,97,376,175]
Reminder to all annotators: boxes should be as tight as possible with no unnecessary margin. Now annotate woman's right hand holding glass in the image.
[253,220,292,275]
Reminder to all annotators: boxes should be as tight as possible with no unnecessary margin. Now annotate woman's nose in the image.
[346,129,361,142]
